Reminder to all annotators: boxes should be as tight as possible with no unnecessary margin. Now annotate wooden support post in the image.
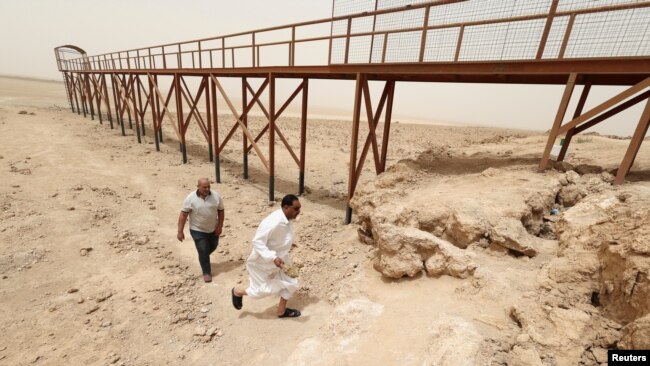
[299,78,308,195]
[175,74,187,163]
[72,74,81,115]
[242,77,249,179]
[102,74,114,129]
[575,90,650,136]
[558,83,591,162]
[124,76,132,127]
[155,75,163,143]
[210,75,269,172]
[211,75,221,183]
[539,73,577,171]
[115,75,126,136]
[94,75,103,124]
[86,74,95,120]
[269,74,276,202]
[148,74,160,151]
[111,75,123,135]
[346,74,364,224]
[419,6,431,62]
[558,77,650,135]
[79,73,87,117]
[615,97,650,184]
[381,81,395,172]
[355,81,389,178]
[131,75,142,144]
[536,0,559,59]
[136,75,146,137]
[81,73,89,117]
[64,72,74,112]
[205,76,213,162]
[361,79,382,174]
[344,19,352,64]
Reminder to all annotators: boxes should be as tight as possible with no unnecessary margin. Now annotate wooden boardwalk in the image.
[54,0,650,222]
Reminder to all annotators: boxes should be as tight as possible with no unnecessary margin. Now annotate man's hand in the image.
[177,232,185,242]
[215,225,223,236]
[273,257,284,268]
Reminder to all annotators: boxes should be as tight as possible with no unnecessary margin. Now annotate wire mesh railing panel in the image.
[348,35,374,63]
[564,7,650,58]
[332,19,348,36]
[428,0,551,27]
[375,8,426,32]
[500,19,547,60]
[351,15,375,33]
[330,38,347,64]
[384,31,423,62]
[332,0,376,17]
[370,34,386,62]
[541,15,569,59]
[424,27,460,61]
[558,0,647,12]
[377,0,433,10]
[458,22,509,61]
[57,0,650,72]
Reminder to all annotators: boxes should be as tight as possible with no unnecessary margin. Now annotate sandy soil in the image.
[0,75,648,365]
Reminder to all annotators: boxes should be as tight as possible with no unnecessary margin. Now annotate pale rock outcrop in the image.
[423,316,487,366]
[351,159,564,279]
[552,161,574,172]
[489,219,539,257]
[557,184,582,207]
[372,224,477,279]
[574,164,603,175]
[619,315,650,349]
[510,300,595,365]
[506,186,650,364]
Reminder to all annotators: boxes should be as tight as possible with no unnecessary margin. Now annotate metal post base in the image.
[299,171,305,195]
[344,205,353,225]
[243,155,249,179]
[215,157,221,183]
[269,176,275,202]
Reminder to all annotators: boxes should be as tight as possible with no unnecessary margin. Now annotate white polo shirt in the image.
[181,190,224,233]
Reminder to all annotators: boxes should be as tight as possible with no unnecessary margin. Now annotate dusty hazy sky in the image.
[0,0,644,136]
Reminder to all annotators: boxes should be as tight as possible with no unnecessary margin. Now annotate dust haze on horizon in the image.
[0,0,644,136]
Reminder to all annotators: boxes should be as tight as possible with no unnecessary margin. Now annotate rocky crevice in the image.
[504,185,650,364]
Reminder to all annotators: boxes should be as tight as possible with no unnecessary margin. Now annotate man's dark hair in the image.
[281,194,299,208]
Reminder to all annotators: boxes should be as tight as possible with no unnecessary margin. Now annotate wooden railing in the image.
[56,0,650,72]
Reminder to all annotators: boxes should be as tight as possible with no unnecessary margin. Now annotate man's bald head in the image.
[197,178,211,197]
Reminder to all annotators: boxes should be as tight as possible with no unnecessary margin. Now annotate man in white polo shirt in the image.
[177,178,225,282]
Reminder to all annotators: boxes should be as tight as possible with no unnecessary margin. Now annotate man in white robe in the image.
[232,194,301,318]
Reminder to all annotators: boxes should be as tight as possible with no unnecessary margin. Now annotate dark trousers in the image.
[190,229,219,275]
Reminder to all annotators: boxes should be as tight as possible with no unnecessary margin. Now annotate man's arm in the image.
[177,211,189,241]
[251,225,278,264]
[215,209,224,236]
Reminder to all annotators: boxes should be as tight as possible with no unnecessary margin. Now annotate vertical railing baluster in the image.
[454,25,464,62]
[344,18,352,64]
[419,5,431,62]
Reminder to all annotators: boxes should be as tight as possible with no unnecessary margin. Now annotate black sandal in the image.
[231,288,242,310]
[278,308,301,318]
